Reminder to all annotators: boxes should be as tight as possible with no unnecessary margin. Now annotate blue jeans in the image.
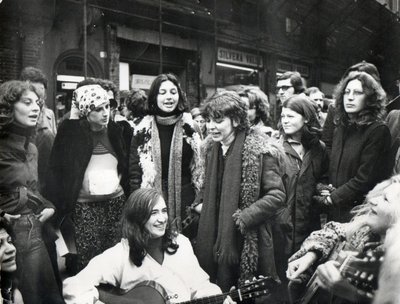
[12,214,64,304]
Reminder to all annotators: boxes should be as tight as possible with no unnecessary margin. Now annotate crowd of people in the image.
[1,62,400,304]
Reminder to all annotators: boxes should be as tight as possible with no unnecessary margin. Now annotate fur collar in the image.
[133,113,204,192]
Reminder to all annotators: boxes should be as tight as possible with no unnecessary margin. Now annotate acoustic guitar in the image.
[289,246,383,304]
[98,276,279,304]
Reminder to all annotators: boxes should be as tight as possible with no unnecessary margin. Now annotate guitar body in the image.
[98,280,169,304]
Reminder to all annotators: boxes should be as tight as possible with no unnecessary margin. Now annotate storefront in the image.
[216,47,264,89]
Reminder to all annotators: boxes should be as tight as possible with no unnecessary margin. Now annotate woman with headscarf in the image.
[129,73,203,240]
[45,84,129,272]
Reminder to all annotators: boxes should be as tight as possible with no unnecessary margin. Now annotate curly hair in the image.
[334,71,386,127]
[121,189,179,267]
[202,90,249,131]
[0,80,39,128]
[239,88,270,126]
[146,73,189,115]
[126,88,148,118]
[279,95,321,149]
[20,66,48,89]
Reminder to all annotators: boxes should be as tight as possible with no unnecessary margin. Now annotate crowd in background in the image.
[1,62,400,303]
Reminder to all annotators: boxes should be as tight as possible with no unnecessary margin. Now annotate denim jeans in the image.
[12,214,64,304]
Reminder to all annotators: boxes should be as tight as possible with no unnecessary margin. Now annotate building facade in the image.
[1,0,399,123]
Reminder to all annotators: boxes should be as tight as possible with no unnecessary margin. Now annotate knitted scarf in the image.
[153,114,183,220]
[196,130,246,281]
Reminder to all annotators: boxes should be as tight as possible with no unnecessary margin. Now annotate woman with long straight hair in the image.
[279,95,329,252]
[63,188,235,304]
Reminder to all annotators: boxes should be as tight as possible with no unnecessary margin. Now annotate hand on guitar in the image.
[223,294,236,304]
[315,260,360,302]
[287,251,318,282]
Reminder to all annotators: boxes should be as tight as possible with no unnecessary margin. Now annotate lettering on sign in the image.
[131,74,156,90]
[217,47,263,68]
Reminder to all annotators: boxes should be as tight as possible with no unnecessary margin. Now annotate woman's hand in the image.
[37,208,55,223]
[3,213,21,223]
[232,210,246,234]
[287,251,318,282]
[315,260,359,302]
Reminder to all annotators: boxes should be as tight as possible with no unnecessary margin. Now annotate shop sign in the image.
[131,74,156,90]
[61,82,78,90]
[217,47,263,68]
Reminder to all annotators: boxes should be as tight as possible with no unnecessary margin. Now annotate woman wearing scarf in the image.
[45,84,129,272]
[129,73,203,240]
[195,91,287,297]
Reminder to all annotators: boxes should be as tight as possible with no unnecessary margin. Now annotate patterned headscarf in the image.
[72,84,109,117]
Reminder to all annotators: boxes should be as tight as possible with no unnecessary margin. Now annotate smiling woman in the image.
[63,189,236,304]
[129,73,203,242]
[278,95,329,252]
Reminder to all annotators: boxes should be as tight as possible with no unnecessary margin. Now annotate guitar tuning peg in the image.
[360,272,367,280]
[367,274,374,281]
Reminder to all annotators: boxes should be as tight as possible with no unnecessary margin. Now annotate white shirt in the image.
[63,235,221,304]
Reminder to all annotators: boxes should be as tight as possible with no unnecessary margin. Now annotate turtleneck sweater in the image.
[0,123,53,214]
[155,114,193,186]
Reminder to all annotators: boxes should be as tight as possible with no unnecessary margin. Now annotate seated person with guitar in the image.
[63,188,236,304]
[286,174,400,304]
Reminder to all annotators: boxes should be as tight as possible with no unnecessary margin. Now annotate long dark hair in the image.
[279,95,321,150]
[121,189,178,266]
[146,73,189,115]
[334,71,386,127]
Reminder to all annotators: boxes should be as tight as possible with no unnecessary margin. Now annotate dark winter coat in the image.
[0,124,55,215]
[196,129,288,288]
[329,121,391,222]
[44,119,129,222]
[282,139,329,253]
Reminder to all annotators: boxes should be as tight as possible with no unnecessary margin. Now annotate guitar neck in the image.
[178,289,247,304]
